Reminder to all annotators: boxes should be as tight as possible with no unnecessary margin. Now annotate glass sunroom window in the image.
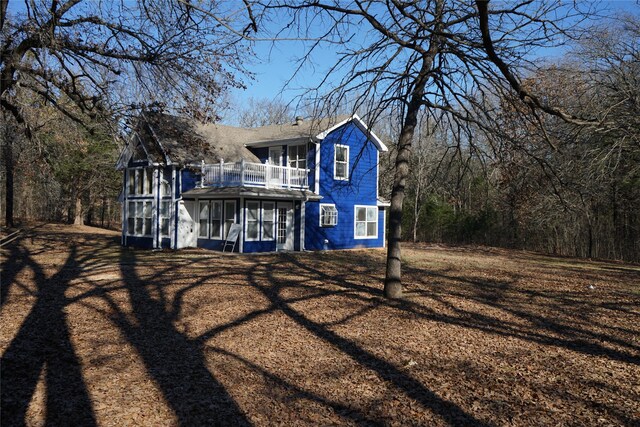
[199,201,209,238]
[246,201,260,240]
[262,202,275,240]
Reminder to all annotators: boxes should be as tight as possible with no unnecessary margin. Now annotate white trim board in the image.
[315,114,388,152]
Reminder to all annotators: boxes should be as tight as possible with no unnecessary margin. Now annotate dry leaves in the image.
[1,224,639,426]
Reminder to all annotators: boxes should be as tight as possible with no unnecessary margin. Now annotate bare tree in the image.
[1,0,256,226]
[259,0,598,298]
[237,97,293,127]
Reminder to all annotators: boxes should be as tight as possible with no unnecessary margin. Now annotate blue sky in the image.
[230,0,640,109]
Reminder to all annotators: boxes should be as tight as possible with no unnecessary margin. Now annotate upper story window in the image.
[320,204,338,227]
[334,144,349,180]
[128,168,153,196]
[288,144,308,170]
[354,205,378,239]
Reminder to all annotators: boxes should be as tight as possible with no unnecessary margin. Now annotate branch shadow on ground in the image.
[1,240,97,426]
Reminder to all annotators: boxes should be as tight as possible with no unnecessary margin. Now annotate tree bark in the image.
[2,114,14,228]
[74,195,83,225]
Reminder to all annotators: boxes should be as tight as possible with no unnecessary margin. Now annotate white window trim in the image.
[198,200,210,239]
[159,200,172,238]
[210,200,223,240]
[334,144,349,181]
[319,203,338,227]
[128,168,154,196]
[245,200,261,241]
[127,200,153,237]
[224,200,237,239]
[261,201,276,241]
[354,205,378,239]
[288,143,308,170]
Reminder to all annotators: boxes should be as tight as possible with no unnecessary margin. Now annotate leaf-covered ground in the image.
[1,224,639,426]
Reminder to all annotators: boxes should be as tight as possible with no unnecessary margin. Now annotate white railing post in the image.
[219,158,224,186]
[287,166,291,189]
[265,160,271,188]
[240,158,245,186]
[201,160,205,187]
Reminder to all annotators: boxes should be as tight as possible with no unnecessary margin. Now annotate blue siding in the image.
[249,147,269,163]
[181,169,199,193]
[305,122,383,250]
[125,236,154,249]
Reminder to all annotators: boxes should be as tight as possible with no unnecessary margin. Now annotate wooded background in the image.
[1,1,638,263]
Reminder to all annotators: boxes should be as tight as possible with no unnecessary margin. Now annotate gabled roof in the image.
[119,112,388,168]
[315,114,388,152]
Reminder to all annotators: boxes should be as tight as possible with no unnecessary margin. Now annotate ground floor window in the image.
[198,201,209,238]
[127,200,153,236]
[196,200,236,239]
[354,205,377,239]
[246,201,260,240]
[160,200,171,237]
[245,201,276,241]
[262,202,275,240]
[320,204,338,227]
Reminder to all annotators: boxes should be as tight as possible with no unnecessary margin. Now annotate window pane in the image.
[145,170,153,194]
[367,222,377,237]
[161,219,169,237]
[211,201,221,219]
[336,163,346,178]
[144,219,152,235]
[247,203,259,220]
[128,218,135,234]
[135,218,143,235]
[199,202,209,220]
[263,203,274,221]
[211,220,221,238]
[161,201,169,217]
[367,207,377,221]
[136,170,143,194]
[263,222,274,240]
[128,202,136,218]
[357,207,366,221]
[144,202,152,218]
[336,146,346,161]
[247,222,258,239]
[199,219,208,238]
[225,202,235,221]
[128,172,135,194]
[355,222,365,237]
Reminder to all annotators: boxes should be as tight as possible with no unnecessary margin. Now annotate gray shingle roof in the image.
[134,112,352,167]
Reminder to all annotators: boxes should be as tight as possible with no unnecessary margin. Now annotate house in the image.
[116,111,389,252]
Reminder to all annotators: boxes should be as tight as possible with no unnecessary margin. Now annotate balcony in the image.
[200,160,309,190]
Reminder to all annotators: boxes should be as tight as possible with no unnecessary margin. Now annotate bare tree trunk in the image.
[74,195,83,225]
[384,49,440,298]
[3,140,13,228]
[2,114,14,228]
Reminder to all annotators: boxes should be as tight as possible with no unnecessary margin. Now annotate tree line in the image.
[389,16,639,262]
[2,1,638,298]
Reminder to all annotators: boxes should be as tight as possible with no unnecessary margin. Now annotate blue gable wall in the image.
[305,122,384,250]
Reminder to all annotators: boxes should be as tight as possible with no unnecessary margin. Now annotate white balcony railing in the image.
[201,160,309,189]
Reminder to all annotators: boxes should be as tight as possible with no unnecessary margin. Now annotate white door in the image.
[269,147,284,185]
[269,147,283,166]
[276,202,294,251]
[177,201,197,248]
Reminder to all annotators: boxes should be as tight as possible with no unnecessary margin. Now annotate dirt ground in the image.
[1,224,639,426]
